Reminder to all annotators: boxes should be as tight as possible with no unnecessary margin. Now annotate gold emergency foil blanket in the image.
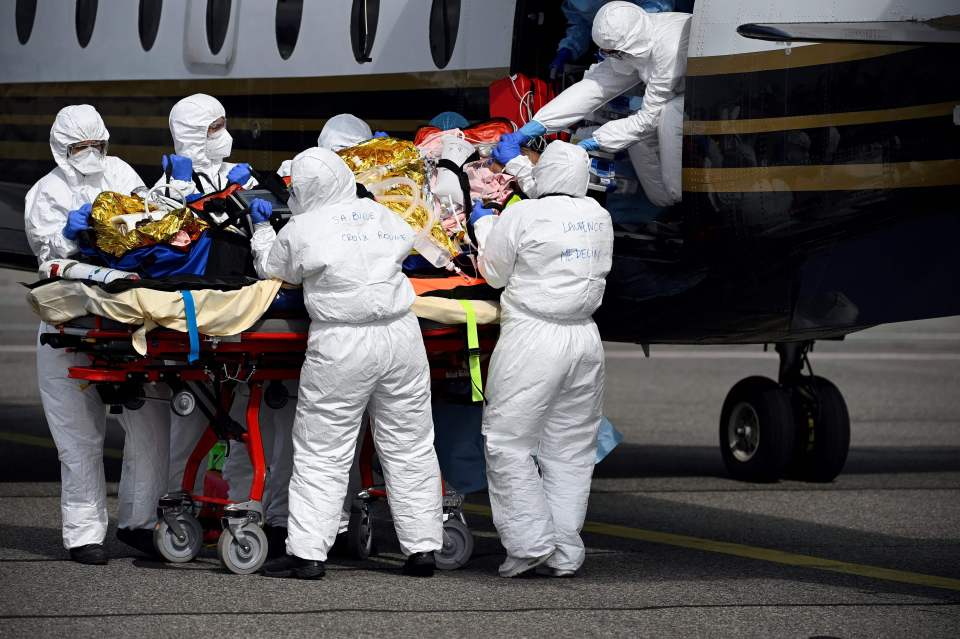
[337,138,459,257]
[91,192,208,257]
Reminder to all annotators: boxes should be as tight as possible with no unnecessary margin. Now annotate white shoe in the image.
[498,553,553,578]
[535,564,576,578]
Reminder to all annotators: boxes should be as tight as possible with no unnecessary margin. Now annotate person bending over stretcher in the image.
[248,147,444,580]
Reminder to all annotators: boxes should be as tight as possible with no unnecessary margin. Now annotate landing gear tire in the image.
[218,524,268,575]
[347,505,374,560]
[720,376,796,483]
[154,513,203,563]
[435,518,474,571]
[790,376,850,483]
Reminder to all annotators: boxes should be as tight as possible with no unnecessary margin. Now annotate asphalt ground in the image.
[1,268,958,638]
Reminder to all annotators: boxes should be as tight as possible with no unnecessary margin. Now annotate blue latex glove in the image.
[468,200,494,225]
[185,193,203,204]
[549,47,573,79]
[492,132,524,165]
[518,120,547,139]
[373,131,388,138]
[161,154,193,181]
[227,163,252,186]
[248,198,273,224]
[63,203,92,240]
[578,137,600,152]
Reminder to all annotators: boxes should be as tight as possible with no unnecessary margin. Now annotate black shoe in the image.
[264,525,288,559]
[402,551,435,577]
[69,543,107,565]
[261,554,325,580]
[116,527,160,558]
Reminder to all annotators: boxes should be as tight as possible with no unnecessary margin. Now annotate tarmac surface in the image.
[1,268,958,638]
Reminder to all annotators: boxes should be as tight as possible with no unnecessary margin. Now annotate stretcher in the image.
[39,288,498,575]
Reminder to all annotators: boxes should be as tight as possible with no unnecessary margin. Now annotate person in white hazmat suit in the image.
[251,147,443,580]
[469,141,613,577]
[498,2,690,208]
[24,105,169,563]
[276,113,375,177]
[156,94,293,550]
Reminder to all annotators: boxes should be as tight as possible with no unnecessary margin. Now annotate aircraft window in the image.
[428,0,460,69]
[76,0,98,48]
[275,0,302,60]
[206,0,231,55]
[15,0,37,45]
[350,0,379,63]
[138,0,162,52]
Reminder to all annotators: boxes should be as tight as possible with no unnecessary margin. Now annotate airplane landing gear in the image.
[719,341,850,483]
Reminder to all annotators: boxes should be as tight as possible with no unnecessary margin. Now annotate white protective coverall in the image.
[155,94,288,524]
[276,112,377,531]
[24,105,169,548]
[250,147,443,561]
[276,113,373,178]
[472,141,613,572]
[533,2,690,207]
[154,93,256,198]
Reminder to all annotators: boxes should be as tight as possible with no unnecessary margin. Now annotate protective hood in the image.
[592,1,655,58]
[317,114,372,152]
[168,93,227,172]
[289,147,357,213]
[49,104,110,185]
[531,141,589,197]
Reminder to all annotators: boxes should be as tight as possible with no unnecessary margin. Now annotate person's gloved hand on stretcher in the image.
[249,198,273,225]
[63,203,92,240]
[161,154,193,181]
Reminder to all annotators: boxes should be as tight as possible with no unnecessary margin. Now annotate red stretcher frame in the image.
[60,315,496,513]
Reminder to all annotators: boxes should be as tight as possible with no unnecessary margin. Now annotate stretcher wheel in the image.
[347,506,374,560]
[153,513,203,563]
[218,524,268,575]
[435,518,473,570]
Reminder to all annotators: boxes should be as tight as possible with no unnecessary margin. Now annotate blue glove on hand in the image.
[63,203,92,241]
[518,120,547,139]
[249,198,273,224]
[468,200,495,225]
[578,137,600,152]
[492,131,524,165]
[161,154,193,181]
[373,131,388,138]
[549,47,573,79]
[227,163,252,186]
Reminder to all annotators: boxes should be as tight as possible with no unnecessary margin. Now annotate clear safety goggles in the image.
[207,117,227,137]
[66,140,108,157]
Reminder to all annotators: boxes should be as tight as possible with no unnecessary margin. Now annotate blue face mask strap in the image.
[181,290,200,364]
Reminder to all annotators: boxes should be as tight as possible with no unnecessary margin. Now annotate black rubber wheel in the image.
[719,376,796,483]
[790,376,850,482]
[347,506,373,560]
[435,518,474,570]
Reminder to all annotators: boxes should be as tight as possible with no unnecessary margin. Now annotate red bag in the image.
[488,73,556,130]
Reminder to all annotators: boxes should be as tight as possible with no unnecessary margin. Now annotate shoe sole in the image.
[499,554,552,578]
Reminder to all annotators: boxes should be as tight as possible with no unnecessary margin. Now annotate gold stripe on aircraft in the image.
[683,160,960,193]
[0,113,425,133]
[687,43,917,77]
[684,101,959,136]
[0,68,509,98]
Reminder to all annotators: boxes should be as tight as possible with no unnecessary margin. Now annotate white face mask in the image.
[206,129,233,163]
[67,147,106,176]
[287,192,305,216]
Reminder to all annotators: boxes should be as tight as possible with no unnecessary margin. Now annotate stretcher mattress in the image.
[28,278,500,354]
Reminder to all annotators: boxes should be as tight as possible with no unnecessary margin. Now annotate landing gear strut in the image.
[719,341,850,483]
